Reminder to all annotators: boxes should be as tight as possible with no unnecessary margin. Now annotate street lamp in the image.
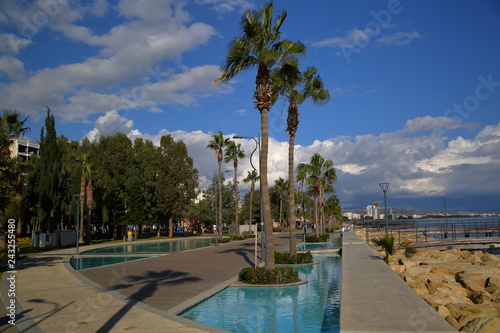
[379,183,390,234]
[73,194,84,254]
[233,134,262,267]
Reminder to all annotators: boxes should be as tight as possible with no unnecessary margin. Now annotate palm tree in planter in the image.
[224,140,246,236]
[271,58,330,255]
[213,1,305,269]
[243,170,260,229]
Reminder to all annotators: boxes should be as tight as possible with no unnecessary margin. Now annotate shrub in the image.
[239,267,299,284]
[275,251,313,264]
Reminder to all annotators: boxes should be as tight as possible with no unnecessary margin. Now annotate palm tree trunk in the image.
[288,133,297,256]
[314,196,319,237]
[234,165,239,236]
[217,161,223,242]
[260,107,275,269]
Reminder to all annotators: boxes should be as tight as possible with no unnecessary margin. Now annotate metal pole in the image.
[73,194,83,255]
[379,183,390,234]
[233,134,261,266]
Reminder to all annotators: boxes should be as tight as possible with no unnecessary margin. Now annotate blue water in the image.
[84,238,213,254]
[296,242,330,251]
[70,256,150,270]
[181,254,341,333]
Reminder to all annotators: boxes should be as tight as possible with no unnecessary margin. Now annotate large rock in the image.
[445,303,500,328]
[486,274,500,293]
[469,290,493,304]
[423,262,469,276]
[461,317,500,333]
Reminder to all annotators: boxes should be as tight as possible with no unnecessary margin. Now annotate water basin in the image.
[181,253,341,333]
[70,256,150,270]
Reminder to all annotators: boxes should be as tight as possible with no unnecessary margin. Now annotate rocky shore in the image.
[370,242,500,332]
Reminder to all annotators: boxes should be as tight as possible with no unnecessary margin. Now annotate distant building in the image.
[343,212,361,220]
[366,205,380,220]
[9,137,39,161]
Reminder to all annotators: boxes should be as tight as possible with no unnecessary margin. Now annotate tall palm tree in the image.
[297,153,336,237]
[206,131,229,243]
[243,170,259,228]
[224,140,246,236]
[273,177,288,228]
[272,58,330,254]
[213,1,305,269]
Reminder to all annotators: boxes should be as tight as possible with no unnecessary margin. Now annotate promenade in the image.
[0,233,293,332]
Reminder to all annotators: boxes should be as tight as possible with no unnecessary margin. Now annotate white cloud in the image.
[400,116,477,135]
[0,0,220,121]
[83,112,500,210]
[376,32,423,46]
[0,33,31,54]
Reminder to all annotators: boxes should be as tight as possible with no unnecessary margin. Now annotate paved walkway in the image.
[340,231,457,333]
[0,233,295,333]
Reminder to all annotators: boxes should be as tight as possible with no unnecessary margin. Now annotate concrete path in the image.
[340,231,457,333]
[0,233,294,333]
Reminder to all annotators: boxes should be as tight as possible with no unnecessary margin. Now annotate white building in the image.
[9,137,39,161]
[366,205,380,220]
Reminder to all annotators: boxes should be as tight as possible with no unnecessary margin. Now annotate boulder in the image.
[458,277,487,293]
[485,274,500,294]
[390,264,406,274]
[461,317,500,333]
[469,290,493,304]
[445,303,500,327]
[405,265,429,277]
[423,262,469,276]
[490,290,500,303]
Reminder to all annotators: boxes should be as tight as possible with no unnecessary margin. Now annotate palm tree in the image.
[272,58,330,254]
[213,1,305,269]
[273,177,288,228]
[372,234,416,263]
[243,170,260,228]
[1,110,30,139]
[297,153,336,237]
[224,140,246,236]
[206,131,230,243]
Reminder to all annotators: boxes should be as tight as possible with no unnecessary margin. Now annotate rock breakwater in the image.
[379,246,500,332]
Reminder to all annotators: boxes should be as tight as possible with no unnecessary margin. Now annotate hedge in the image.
[239,266,299,284]
[274,251,313,264]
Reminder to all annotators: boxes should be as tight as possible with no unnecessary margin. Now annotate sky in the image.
[1,0,500,212]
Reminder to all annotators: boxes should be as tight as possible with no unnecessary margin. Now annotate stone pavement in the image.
[340,230,457,333]
[0,233,294,333]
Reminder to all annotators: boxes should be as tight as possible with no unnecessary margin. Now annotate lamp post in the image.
[73,194,84,254]
[234,134,262,267]
[379,183,390,234]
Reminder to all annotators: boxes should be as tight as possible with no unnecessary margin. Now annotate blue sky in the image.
[1,0,500,212]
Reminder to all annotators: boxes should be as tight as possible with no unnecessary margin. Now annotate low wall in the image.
[340,231,457,332]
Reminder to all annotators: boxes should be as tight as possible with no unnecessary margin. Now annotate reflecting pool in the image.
[181,253,341,333]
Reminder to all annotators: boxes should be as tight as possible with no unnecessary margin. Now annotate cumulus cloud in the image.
[0,0,220,121]
[83,113,500,210]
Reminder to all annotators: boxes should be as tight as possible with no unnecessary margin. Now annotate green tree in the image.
[206,131,229,242]
[224,140,246,236]
[272,59,330,254]
[155,135,198,238]
[214,2,305,269]
[94,133,133,239]
[36,107,63,232]
[0,124,13,227]
[297,153,336,237]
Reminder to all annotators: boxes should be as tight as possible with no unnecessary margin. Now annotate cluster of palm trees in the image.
[213,2,331,268]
